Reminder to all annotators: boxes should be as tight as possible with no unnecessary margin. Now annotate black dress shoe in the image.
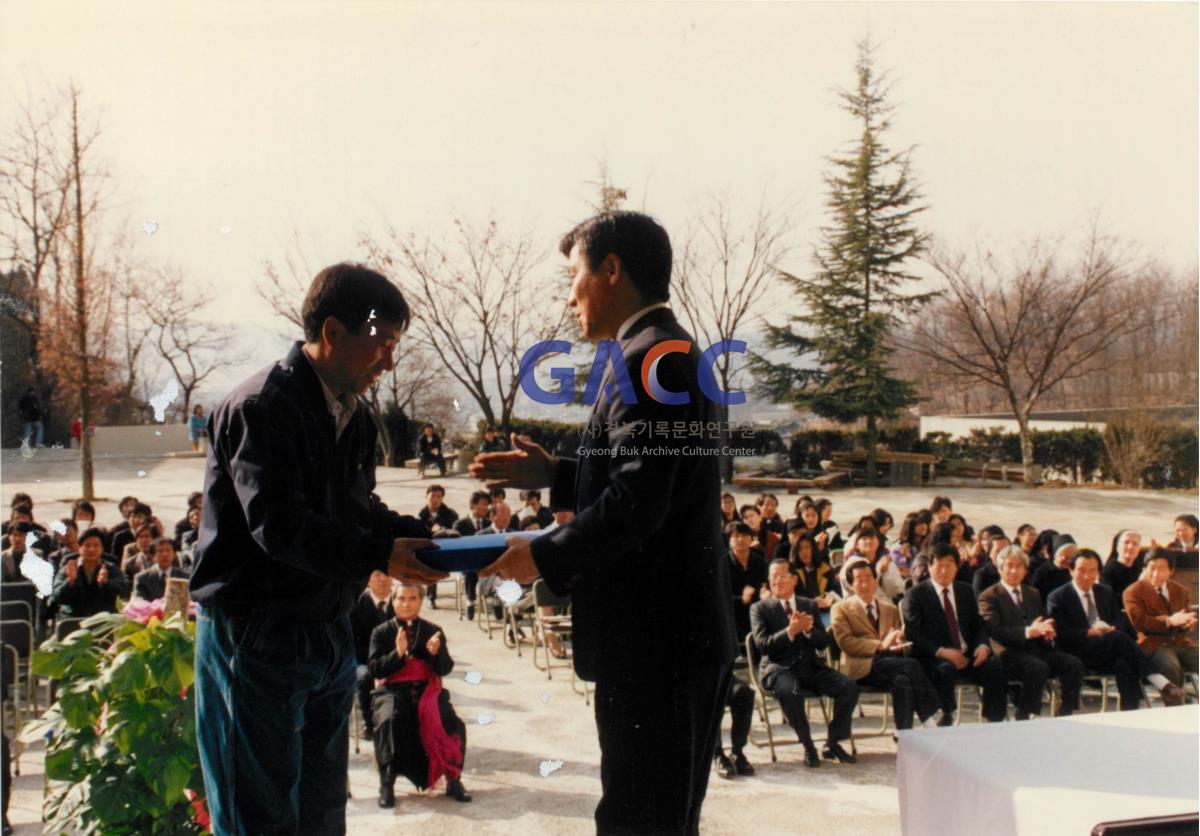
[714,752,736,779]
[937,713,954,727]
[822,740,857,764]
[733,752,755,777]
[446,778,472,802]
[1161,683,1187,707]
[803,744,820,768]
[466,604,476,622]
[378,784,395,808]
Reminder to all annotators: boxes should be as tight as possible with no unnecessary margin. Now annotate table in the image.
[897,706,1199,835]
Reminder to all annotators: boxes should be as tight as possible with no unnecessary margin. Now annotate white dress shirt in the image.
[616,302,671,341]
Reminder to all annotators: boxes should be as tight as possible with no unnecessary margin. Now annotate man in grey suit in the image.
[751,559,859,768]
[978,545,1082,719]
[133,537,190,601]
[474,212,736,835]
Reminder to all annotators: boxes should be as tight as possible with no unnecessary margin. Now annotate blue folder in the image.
[416,531,543,573]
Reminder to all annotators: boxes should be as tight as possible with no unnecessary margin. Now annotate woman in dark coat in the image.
[368,583,471,808]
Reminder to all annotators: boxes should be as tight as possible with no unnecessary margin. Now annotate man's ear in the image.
[320,316,347,347]
[600,253,622,285]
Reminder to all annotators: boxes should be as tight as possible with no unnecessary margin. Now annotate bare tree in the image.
[899,226,1145,483]
[140,266,234,420]
[256,229,323,334]
[674,192,794,481]
[366,343,453,466]
[1103,409,1177,488]
[0,87,73,417]
[362,214,570,431]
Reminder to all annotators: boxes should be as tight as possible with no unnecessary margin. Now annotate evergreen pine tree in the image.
[752,39,931,484]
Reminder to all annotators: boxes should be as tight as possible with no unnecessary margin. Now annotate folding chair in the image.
[0,581,39,634]
[1,641,22,775]
[502,589,536,657]
[0,601,32,625]
[827,646,891,752]
[531,580,573,679]
[0,620,35,713]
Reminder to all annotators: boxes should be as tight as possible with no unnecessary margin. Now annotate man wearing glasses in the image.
[191,263,445,835]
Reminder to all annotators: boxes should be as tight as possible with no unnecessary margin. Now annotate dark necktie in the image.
[476,517,483,532]
[783,600,793,618]
[867,603,879,632]
[378,600,388,617]
[1012,587,1022,608]
[1085,591,1098,626]
[942,587,963,649]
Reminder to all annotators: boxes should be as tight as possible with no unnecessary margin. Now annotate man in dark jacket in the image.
[475,212,737,835]
[52,527,126,618]
[132,538,189,601]
[190,263,444,836]
[350,570,397,738]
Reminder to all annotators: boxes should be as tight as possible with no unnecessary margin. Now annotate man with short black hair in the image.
[53,528,127,617]
[133,537,190,601]
[475,212,736,834]
[191,262,444,835]
[902,544,1007,724]
[453,491,493,621]
[419,484,458,609]
[1124,549,1199,687]
[1047,549,1186,708]
[479,426,507,454]
[418,424,446,477]
[1,522,42,582]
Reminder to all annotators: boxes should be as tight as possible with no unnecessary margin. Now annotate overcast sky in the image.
[2,1,1196,409]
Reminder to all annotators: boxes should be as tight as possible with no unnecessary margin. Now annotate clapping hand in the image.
[97,565,109,586]
[742,585,756,605]
[395,628,409,657]
[426,631,442,656]
[65,558,78,583]
[880,627,905,652]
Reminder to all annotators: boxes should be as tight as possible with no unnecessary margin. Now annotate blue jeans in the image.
[21,421,43,447]
[195,605,356,836]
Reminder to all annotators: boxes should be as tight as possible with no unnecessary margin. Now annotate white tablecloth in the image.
[897,705,1199,835]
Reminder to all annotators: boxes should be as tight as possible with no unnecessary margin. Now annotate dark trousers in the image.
[720,677,754,754]
[1077,632,1152,710]
[998,646,1083,717]
[860,656,941,730]
[356,664,375,733]
[923,654,1007,721]
[593,663,729,836]
[767,665,859,744]
[195,606,356,836]
[464,571,478,605]
[1149,645,1200,687]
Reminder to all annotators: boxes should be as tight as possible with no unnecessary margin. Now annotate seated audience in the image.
[417,424,447,477]
[720,493,739,528]
[132,537,190,601]
[368,583,470,807]
[179,507,203,568]
[453,491,493,621]
[174,492,203,545]
[478,426,507,454]
[1101,529,1144,608]
[111,503,160,560]
[751,559,859,768]
[1047,549,1185,709]
[419,485,458,608]
[2,521,43,582]
[814,498,844,551]
[843,525,904,602]
[47,519,79,575]
[831,559,942,731]
[1028,529,1059,576]
[516,490,554,529]
[120,525,156,583]
[901,544,1006,725]
[791,534,841,610]
[889,510,931,579]
[1031,533,1075,603]
[970,528,1011,599]
[351,570,395,737]
[52,527,127,618]
[1015,523,1038,558]
[756,493,787,538]
[928,496,953,525]
[978,546,1082,719]
[1168,513,1198,552]
[715,522,763,780]
[740,504,778,558]
[1122,548,1199,689]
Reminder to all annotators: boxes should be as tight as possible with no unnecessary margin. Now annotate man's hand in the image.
[760,583,771,599]
[480,536,540,585]
[65,558,78,583]
[1087,621,1115,638]
[880,628,904,652]
[1028,615,1055,640]
[786,609,814,639]
[395,628,408,657]
[425,631,442,656]
[971,644,990,667]
[387,538,447,585]
[469,433,558,490]
[97,565,109,586]
[742,586,756,605]
[937,647,969,670]
[1167,610,1198,629]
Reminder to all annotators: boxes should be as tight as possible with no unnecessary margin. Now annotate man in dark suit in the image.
[350,570,395,737]
[1046,549,1186,709]
[418,485,458,609]
[902,544,1007,724]
[978,545,1082,718]
[452,491,492,622]
[751,559,859,766]
[132,537,191,601]
[474,212,736,836]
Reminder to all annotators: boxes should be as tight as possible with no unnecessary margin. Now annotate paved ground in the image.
[2,448,1197,834]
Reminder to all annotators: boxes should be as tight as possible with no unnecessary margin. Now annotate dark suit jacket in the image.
[351,591,393,664]
[132,565,190,601]
[453,515,489,538]
[529,308,736,682]
[902,580,991,661]
[418,505,458,533]
[367,616,453,680]
[750,595,831,688]
[1047,582,1130,655]
[978,582,1046,653]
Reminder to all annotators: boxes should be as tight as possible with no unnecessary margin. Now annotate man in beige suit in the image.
[1123,548,1199,688]
[831,558,941,731]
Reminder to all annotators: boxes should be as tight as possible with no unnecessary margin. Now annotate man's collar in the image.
[1001,581,1020,596]
[1072,582,1092,599]
[615,302,671,341]
[299,346,358,421]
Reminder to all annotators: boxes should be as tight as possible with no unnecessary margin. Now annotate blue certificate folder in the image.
[416,531,543,573]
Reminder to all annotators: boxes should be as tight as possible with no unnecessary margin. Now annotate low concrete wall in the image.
[69,424,199,455]
[919,415,1105,439]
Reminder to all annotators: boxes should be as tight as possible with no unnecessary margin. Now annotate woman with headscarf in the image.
[1101,529,1144,608]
